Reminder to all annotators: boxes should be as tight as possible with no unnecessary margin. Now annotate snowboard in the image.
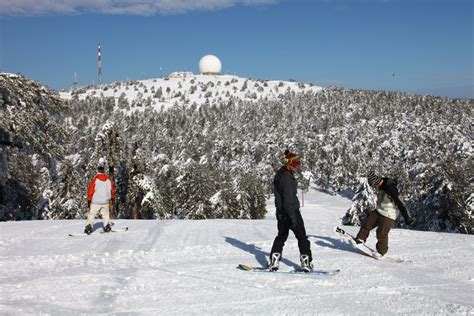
[334,226,404,263]
[68,227,128,237]
[237,264,340,276]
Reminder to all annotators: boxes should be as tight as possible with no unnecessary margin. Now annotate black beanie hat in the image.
[367,170,382,186]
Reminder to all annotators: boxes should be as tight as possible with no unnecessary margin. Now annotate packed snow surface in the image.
[1,188,473,315]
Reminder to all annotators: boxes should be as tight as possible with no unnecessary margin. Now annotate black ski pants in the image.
[270,210,312,262]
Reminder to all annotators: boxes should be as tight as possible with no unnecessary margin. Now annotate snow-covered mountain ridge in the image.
[1,72,472,236]
[60,74,322,111]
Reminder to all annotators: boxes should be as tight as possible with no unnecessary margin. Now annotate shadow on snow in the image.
[308,234,362,256]
[224,236,300,270]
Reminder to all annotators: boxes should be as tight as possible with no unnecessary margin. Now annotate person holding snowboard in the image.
[84,160,115,234]
[269,150,313,272]
[353,170,414,257]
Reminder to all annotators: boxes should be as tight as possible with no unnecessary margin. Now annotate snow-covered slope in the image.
[60,74,322,111]
[1,188,472,314]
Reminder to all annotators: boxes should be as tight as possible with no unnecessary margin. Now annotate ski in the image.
[68,232,98,237]
[237,264,340,276]
[334,226,404,263]
[68,227,128,237]
[101,227,129,234]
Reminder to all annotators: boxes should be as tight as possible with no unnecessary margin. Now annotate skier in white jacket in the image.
[353,170,413,257]
[84,161,115,234]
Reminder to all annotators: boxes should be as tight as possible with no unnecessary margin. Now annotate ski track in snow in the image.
[0,188,473,315]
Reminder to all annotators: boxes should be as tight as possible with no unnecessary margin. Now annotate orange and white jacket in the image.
[87,173,115,205]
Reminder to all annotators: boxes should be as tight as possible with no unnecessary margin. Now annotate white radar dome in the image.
[199,55,222,75]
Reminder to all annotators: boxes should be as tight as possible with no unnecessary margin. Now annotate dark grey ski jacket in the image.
[274,166,300,225]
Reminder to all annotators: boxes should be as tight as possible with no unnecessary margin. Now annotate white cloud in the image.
[0,0,279,16]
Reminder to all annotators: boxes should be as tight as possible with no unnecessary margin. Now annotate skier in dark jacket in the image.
[268,150,313,272]
[354,170,414,257]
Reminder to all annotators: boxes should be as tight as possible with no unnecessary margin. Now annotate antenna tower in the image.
[98,43,102,84]
[73,72,77,90]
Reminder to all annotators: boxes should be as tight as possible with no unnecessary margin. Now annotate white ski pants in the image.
[86,203,110,227]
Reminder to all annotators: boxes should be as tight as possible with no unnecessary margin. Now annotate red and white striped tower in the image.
[98,43,102,84]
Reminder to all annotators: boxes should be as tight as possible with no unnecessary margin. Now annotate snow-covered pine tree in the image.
[46,158,84,219]
[342,177,377,226]
[0,74,66,219]
[4,152,41,220]
[233,170,267,219]
[130,172,167,219]
[173,154,216,219]
[208,187,239,218]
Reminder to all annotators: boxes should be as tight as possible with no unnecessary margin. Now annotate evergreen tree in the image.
[46,158,84,219]
[0,74,66,218]
[342,177,377,226]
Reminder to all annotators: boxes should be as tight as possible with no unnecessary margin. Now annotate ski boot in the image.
[352,237,364,245]
[300,254,313,273]
[268,253,281,271]
[84,224,93,235]
[103,223,112,233]
[372,251,384,259]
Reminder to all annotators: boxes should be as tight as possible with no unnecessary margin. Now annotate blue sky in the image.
[1,0,472,98]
